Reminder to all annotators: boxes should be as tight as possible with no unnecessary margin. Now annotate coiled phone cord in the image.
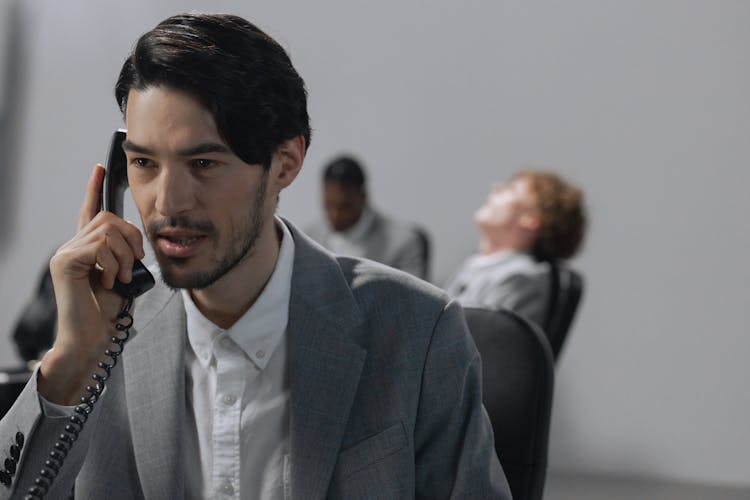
[23,295,135,500]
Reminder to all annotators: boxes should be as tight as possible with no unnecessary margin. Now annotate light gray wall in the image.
[1,0,748,489]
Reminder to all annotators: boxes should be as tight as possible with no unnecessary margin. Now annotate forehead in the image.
[508,176,535,196]
[324,181,363,201]
[124,86,221,145]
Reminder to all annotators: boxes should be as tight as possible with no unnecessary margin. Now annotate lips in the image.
[156,230,208,258]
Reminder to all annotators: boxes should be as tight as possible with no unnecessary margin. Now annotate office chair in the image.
[12,263,57,362]
[543,262,584,360]
[0,367,32,419]
[412,226,431,282]
[2,261,54,418]
[463,307,554,500]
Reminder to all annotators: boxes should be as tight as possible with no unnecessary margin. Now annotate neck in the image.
[190,219,282,329]
[478,242,511,255]
[478,228,531,256]
[478,232,512,255]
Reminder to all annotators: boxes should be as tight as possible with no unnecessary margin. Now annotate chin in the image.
[158,266,196,290]
[160,269,221,291]
[155,256,204,289]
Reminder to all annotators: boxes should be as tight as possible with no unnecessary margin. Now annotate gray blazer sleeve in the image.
[413,300,511,499]
[0,370,100,499]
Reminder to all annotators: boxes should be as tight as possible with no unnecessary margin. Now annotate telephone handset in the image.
[23,131,154,500]
[103,129,155,298]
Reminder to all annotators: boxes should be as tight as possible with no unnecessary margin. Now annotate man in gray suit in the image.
[305,156,430,281]
[0,13,509,499]
[445,170,586,327]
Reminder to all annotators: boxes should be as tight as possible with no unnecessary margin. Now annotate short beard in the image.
[149,169,269,290]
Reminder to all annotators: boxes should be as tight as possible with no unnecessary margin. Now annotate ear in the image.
[270,135,306,190]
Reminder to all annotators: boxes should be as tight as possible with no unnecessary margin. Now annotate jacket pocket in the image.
[329,421,412,499]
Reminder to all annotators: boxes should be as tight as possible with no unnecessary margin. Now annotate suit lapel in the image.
[119,221,368,499]
[124,281,186,500]
[285,221,368,499]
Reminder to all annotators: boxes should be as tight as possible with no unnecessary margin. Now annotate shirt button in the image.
[256,349,265,359]
[219,479,234,495]
[223,394,237,405]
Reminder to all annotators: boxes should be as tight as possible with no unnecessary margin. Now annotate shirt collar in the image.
[182,216,295,370]
[469,249,521,268]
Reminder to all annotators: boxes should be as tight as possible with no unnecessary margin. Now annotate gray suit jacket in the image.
[445,252,552,328]
[305,209,429,281]
[0,221,509,499]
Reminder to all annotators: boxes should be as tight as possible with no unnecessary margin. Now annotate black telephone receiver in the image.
[103,129,155,298]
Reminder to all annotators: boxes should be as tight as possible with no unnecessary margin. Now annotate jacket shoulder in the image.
[336,256,449,323]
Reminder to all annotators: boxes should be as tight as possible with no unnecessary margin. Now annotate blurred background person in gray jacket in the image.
[305,155,431,280]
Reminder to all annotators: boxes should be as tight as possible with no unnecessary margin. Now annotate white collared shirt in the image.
[182,218,295,500]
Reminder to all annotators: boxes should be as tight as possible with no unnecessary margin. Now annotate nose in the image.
[154,166,195,216]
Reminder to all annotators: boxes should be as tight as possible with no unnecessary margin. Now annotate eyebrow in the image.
[122,140,231,156]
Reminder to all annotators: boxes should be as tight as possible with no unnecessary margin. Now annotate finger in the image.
[93,243,120,290]
[58,226,133,289]
[77,165,105,231]
[77,213,144,260]
[122,220,146,260]
[93,224,136,284]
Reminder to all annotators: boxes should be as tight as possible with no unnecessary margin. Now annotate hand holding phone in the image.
[40,131,153,405]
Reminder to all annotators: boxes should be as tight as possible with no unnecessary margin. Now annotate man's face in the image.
[124,86,274,290]
[323,182,366,232]
[474,176,538,232]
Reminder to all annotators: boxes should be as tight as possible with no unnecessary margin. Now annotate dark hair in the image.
[323,155,366,191]
[115,13,311,168]
[517,170,587,261]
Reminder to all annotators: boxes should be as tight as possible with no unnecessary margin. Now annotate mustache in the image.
[147,216,216,237]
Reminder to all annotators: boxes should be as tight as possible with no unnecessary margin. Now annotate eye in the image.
[191,159,217,170]
[130,157,153,168]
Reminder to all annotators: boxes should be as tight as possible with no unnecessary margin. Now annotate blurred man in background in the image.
[445,170,586,327]
[306,155,430,280]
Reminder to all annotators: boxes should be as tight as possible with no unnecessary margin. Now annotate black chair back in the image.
[543,263,584,359]
[12,263,57,362]
[413,226,431,281]
[0,367,32,419]
[463,307,554,500]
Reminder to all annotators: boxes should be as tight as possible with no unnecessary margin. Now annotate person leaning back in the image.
[445,170,586,327]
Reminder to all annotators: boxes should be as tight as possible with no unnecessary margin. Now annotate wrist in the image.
[38,347,103,405]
